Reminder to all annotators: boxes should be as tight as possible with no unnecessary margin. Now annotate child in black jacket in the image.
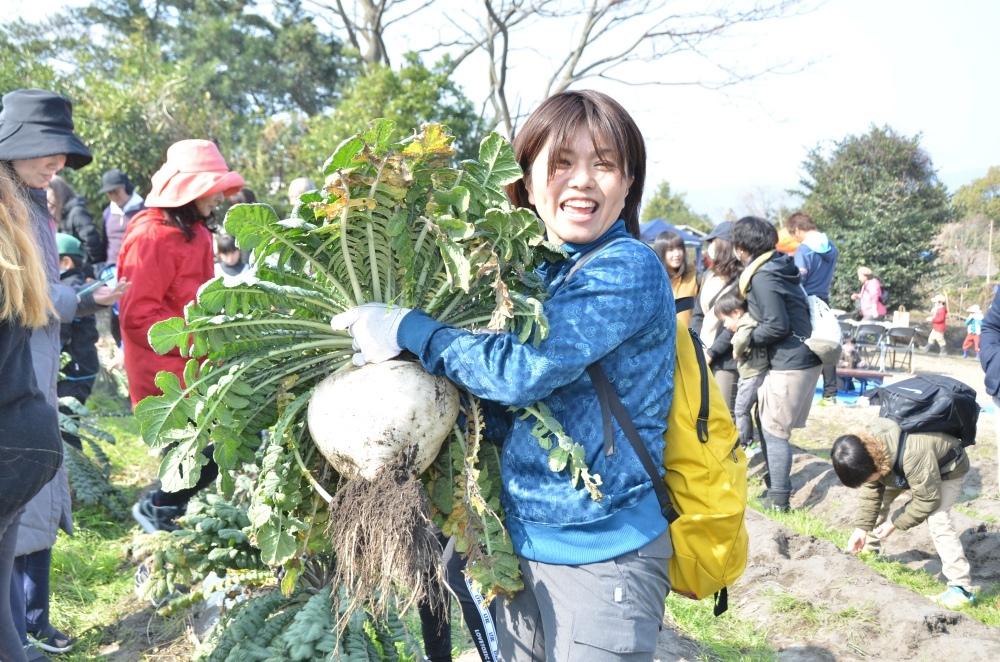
[55,233,102,449]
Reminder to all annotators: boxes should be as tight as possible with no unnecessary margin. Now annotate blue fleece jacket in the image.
[397,220,675,565]
[794,231,839,302]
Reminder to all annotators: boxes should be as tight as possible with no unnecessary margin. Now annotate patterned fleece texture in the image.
[398,220,676,564]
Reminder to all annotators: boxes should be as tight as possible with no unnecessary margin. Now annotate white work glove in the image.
[330,303,411,366]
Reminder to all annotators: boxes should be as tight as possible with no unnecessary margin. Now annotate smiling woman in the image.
[335,89,676,661]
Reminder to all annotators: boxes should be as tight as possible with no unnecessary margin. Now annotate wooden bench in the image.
[837,368,890,394]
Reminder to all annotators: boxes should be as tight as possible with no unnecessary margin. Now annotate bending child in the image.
[832,419,976,609]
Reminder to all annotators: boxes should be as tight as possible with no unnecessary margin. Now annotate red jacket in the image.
[932,305,948,333]
[117,208,214,405]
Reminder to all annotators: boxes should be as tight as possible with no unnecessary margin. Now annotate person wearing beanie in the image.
[0,88,127,662]
[117,139,244,534]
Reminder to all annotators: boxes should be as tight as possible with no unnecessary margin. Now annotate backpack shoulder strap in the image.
[892,432,910,489]
[587,362,678,524]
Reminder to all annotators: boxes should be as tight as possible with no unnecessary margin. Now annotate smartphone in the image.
[76,271,115,298]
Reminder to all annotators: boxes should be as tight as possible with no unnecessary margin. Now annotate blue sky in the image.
[10,0,1000,222]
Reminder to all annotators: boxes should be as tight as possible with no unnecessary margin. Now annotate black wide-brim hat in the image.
[0,89,92,169]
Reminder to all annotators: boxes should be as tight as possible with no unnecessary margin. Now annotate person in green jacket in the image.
[831,418,976,609]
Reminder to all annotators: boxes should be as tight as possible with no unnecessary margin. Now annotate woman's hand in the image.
[846,528,868,554]
[93,277,130,306]
[850,292,860,301]
[331,303,412,366]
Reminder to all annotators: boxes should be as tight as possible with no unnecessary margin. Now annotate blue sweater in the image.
[397,221,675,564]
[794,231,838,302]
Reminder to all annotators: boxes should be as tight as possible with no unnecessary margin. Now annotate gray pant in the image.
[734,373,767,447]
[497,530,671,661]
[713,368,738,416]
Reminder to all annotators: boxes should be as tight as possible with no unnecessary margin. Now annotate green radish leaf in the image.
[323,135,365,174]
[256,516,300,566]
[159,435,209,491]
[548,447,569,472]
[148,317,190,355]
[134,371,194,445]
[362,118,397,156]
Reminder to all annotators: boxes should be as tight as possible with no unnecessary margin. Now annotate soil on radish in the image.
[327,449,446,621]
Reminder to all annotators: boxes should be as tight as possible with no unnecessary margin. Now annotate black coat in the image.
[980,292,1000,396]
[61,196,106,266]
[0,316,62,518]
[745,253,820,371]
[58,268,100,384]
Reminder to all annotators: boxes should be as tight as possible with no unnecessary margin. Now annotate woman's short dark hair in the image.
[713,291,746,318]
[732,216,778,259]
[162,201,211,241]
[831,434,877,488]
[652,231,688,280]
[506,90,646,238]
[708,237,743,282]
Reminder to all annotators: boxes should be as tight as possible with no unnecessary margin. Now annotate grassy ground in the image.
[748,480,1000,628]
[664,594,775,661]
[46,401,198,661]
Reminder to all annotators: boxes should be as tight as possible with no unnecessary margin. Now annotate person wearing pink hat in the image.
[117,139,244,533]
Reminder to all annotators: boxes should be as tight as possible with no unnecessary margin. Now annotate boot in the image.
[761,489,790,512]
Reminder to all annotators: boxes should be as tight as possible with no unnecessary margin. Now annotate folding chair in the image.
[886,326,916,372]
[854,323,887,372]
[839,320,856,343]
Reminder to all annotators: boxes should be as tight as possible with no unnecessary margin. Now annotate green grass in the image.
[749,480,1000,627]
[664,593,775,661]
[44,408,177,661]
[765,591,877,657]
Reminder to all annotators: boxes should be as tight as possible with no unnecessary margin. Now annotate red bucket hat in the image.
[145,139,244,208]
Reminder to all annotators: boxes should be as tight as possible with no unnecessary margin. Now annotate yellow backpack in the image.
[587,296,748,616]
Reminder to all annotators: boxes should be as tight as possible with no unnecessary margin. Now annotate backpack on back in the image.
[870,374,979,489]
[871,374,979,446]
[572,239,748,616]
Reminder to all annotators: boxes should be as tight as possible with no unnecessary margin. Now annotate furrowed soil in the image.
[653,351,1000,661]
[69,350,1000,660]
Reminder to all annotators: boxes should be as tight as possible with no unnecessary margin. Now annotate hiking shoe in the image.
[23,644,51,661]
[932,586,975,609]
[131,495,182,533]
[28,626,76,654]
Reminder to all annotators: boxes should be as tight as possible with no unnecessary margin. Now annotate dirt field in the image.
[653,350,1000,660]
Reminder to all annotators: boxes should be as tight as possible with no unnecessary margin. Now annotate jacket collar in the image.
[561,219,630,257]
[738,250,775,295]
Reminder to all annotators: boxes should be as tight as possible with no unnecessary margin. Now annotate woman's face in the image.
[857,269,867,283]
[13,154,67,189]
[665,246,685,271]
[525,127,632,246]
[194,191,225,218]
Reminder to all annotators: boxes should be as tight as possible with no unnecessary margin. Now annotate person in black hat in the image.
[98,168,144,347]
[99,168,145,267]
[0,89,128,660]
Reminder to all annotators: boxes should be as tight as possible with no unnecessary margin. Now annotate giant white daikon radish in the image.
[307,359,460,480]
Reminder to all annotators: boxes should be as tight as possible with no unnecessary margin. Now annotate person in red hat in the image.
[117,139,244,533]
